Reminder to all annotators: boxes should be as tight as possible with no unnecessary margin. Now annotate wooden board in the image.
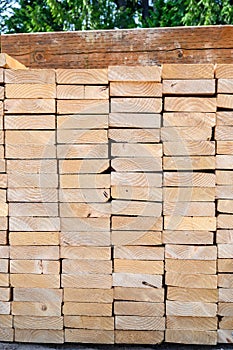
[108,66,161,82]
[164,97,216,112]
[163,79,215,95]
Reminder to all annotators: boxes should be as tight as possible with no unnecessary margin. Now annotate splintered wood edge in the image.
[0,53,27,69]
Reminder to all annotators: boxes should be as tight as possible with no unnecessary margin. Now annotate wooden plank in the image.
[13,288,62,302]
[111,172,162,187]
[218,200,233,213]
[166,301,217,317]
[59,159,109,174]
[0,232,7,245]
[165,245,217,260]
[166,329,217,345]
[3,27,233,69]
[10,246,59,260]
[85,85,109,99]
[61,246,110,259]
[64,288,113,303]
[218,329,233,344]
[218,215,233,229]
[112,216,163,231]
[218,274,233,288]
[10,275,60,288]
[111,186,162,201]
[60,174,110,189]
[57,129,108,144]
[0,315,12,328]
[11,260,59,274]
[0,260,9,273]
[57,144,108,159]
[109,128,160,143]
[13,301,62,316]
[110,82,162,97]
[0,328,14,342]
[112,231,162,246]
[6,84,56,99]
[216,155,233,169]
[163,231,213,244]
[109,113,161,128]
[218,244,233,258]
[216,186,233,199]
[57,100,108,114]
[0,247,9,259]
[8,174,58,188]
[114,302,164,316]
[163,79,215,95]
[112,157,162,172]
[0,274,9,287]
[167,316,217,331]
[164,216,216,231]
[64,316,114,330]
[161,126,211,141]
[217,141,233,154]
[57,85,84,99]
[112,143,162,158]
[164,97,216,112]
[162,64,214,79]
[6,145,56,159]
[7,159,57,173]
[114,287,164,302]
[111,98,162,113]
[114,259,163,274]
[219,317,233,329]
[0,218,7,231]
[216,126,233,140]
[4,99,55,114]
[112,200,162,217]
[163,187,215,202]
[115,330,164,344]
[109,66,161,82]
[9,232,60,246]
[65,329,113,344]
[166,272,217,289]
[15,329,64,344]
[59,188,110,203]
[114,246,164,260]
[63,302,112,316]
[0,53,26,69]
[218,303,233,316]
[217,230,233,243]
[9,203,58,217]
[163,202,215,217]
[218,79,233,93]
[62,260,111,274]
[57,114,108,129]
[164,141,215,156]
[7,188,58,202]
[61,231,110,246]
[14,316,63,330]
[113,273,162,288]
[216,64,233,78]
[9,217,60,232]
[167,287,217,303]
[217,111,233,125]
[217,94,233,109]
[219,289,233,302]
[218,260,233,273]
[116,316,165,330]
[61,218,110,231]
[0,302,10,314]
[6,128,55,144]
[217,171,233,185]
[56,69,108,84]
[5,69,55,83]
[165,259,216,274]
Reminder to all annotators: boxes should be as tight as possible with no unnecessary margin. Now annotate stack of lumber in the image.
[162,64,218,345]
[4,68,63,343]
[56,69,114,344]
[109,66,165,344]
[216,64,233,343]
[0,66,11,341]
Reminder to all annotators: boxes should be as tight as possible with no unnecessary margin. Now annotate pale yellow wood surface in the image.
[61,231,110,246]
[166,301,217,317]
[165,245,217,260]
[167,316,217,330]
[167,287,217,302]
[114,259,163,274]
[217,111,233,125]
[163,187,215,202]
[165,259,216,274]
[114,246,164,260]
[61,246,110,259]
[218,329,233,344]
[64,316,114,330]
[57,100,109,114]
[109,128,160,143]
[112,216,163,231]
[57,114,108,129]
[6,84,56,99]
[64,288,113,303]
[164,97,216,112]
[111,98,162,113]
[10,274,60,288]
[109,113,161,128]
[163,230,213,244]
[166,272,217,289]
[59,159,109,174]
[164,216,216,231]
[61,217,110,231]
[63,302,112,316]
[114,287,164,302]
[217,94,233,109]
[15,329,64,344]
[13,288,62,302]
[65,329,114,344]
[12,301,61,316]
[59,189,110,203]
[164,156,215,170]
[62,260,111,275]
[57,129,108,144]
[57,144,108,159]
[162,64,214,79]
[57,69,108,84]
[115,330,164,344]
[112,231,162,246]
[9,232,59,246]
[108,66,161,82]
[5,69,55,83]
[163,79,215,95]
[11,260,59,275]
[164,141,215,155]
[166,329,217,345]
[115,316,165,330]
[112,200,162,217]
[14,316,63,330]
[110,82,162,96]
[60,174,110,189]
[5,114,55,129]
[113,273,162,288]
[5,99,55,114]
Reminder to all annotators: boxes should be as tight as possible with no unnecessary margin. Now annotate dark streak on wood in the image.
[1,26,233,68]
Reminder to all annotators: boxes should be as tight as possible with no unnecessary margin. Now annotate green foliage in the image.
[2,0,233,33]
